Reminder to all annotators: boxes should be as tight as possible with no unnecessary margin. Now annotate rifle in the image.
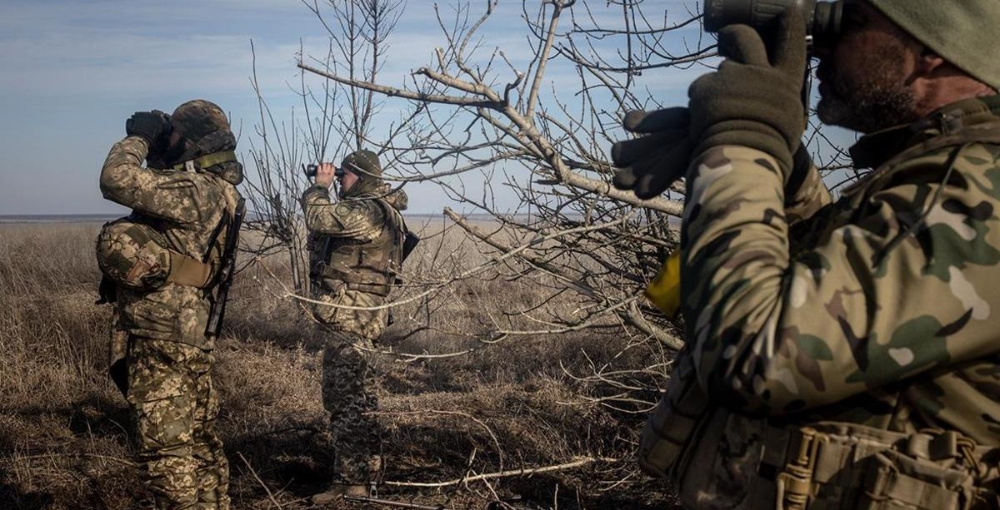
[205,198,246,338]
[402,230,420,262]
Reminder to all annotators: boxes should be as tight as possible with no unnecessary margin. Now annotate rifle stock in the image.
[205,198,245,338]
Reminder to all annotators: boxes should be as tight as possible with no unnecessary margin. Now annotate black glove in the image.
[611,108,694,200]
[687,8,807,179]
[125,110,171,147]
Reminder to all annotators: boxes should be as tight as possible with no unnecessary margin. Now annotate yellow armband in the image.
[644,250,681,318]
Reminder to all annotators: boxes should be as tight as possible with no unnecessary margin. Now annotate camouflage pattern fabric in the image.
[100,134,241,509]
[101,135,242,349]
[96,219,173,290]
[320,328,383,485]
[312,284,390,340]
[680,96,1000,444]
[127,337,229,510]
[303,183,407,485]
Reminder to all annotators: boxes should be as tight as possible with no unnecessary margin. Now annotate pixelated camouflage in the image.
[100,136,242,348]
[666,96,1000,508]
[321,330,383,485]
[302,182,407,486]
[169,100,238,176]
[96,219,173,290]
[99,129,241,509]
[306,184,407,303]
[127,338,229,510]
[341,149,383,177]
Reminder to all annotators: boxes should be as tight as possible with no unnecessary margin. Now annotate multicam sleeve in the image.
[681,143,1000,415]
[301,185,382,241]
[99,136,206,224]
[784,159,832,225]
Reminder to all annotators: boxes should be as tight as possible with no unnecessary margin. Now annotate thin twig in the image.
[237,452,283,509]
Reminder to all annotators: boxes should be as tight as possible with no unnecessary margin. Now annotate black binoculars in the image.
[303,164,345,179]
[703,0,843,46]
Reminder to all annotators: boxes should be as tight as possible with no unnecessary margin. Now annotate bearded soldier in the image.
[96,100,243,510]
[302,150,409,503]
[613,0,1000,508]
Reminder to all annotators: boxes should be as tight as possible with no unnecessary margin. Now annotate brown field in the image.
[0,221,679,509]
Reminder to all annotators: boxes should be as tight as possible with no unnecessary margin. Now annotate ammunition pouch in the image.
[760,424,999,510]
[96,218,217,292]
[640,357,1000,510]
[638,349,712,478]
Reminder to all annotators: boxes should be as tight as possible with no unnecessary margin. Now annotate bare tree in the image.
[295,0,715,353]
[242,0,411,296]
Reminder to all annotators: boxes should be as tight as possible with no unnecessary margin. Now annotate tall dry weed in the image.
[0,222,677,510]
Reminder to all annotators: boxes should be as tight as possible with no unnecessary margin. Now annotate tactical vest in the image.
[96,205,232,292]
[640,350,1000,510]
[310,198,405,297]
[639,122,1000,510]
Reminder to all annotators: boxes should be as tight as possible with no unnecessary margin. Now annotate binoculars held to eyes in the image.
[302,164,345,179]
[703,0,843,46]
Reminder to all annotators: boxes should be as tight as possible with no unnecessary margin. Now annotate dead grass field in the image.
[0,221,680,509]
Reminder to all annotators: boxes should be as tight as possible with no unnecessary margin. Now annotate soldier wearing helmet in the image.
[96,99,244,509]
[301,149,410,503]
[613,0,1000,507]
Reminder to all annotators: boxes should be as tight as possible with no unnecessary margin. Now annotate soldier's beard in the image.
[816,48,918,134]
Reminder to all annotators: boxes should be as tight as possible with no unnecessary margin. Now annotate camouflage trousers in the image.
[126,337,230,510]
[320,327,383,485]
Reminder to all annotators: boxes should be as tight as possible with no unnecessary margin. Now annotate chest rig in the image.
[310,198,405,297]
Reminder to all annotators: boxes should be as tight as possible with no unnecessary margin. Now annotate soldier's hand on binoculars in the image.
[126,110,171,147]
[611,108,694,200]
[688,7,807,180]
[315,162,337,188]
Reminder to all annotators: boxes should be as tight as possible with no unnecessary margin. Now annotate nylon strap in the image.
[171,150,238,172]
[760,423,997,510]
[317,264,391,296]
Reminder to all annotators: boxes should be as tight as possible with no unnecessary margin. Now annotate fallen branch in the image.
[237,452,283,509]
[383,457,613,488]
[16,453,136,467]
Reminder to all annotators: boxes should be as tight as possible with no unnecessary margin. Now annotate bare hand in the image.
[315,162,336,188]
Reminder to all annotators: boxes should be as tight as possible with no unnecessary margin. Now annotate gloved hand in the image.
[611,107,694,200]
[126,110,171,146]
[688,8,807,179]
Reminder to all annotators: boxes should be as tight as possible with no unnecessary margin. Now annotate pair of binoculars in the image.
[302,164,346,179]
[704,0,843,46]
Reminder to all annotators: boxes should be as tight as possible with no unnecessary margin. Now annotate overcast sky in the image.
[0,0,707,216]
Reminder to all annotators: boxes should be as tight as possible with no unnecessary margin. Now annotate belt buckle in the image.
[775,427,822,510]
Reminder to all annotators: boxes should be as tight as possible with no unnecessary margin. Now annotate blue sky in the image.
[0,0,709,215]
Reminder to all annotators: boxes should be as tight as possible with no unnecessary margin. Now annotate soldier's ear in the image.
[915,47,946,78]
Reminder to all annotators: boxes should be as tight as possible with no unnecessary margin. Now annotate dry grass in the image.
[0,221,679,510]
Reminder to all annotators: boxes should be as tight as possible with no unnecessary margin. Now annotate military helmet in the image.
[168,99,243,185]
[170,100,237,159]
[864,0,1000,90]
[95,220,172,291]
[341,149,383,178]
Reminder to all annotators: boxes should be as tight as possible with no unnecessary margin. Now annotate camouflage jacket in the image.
[302,184,407,340]
[100,136,242,348]
[681,96,1000,445]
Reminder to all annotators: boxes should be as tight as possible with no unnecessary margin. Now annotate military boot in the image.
[310,483,369,506]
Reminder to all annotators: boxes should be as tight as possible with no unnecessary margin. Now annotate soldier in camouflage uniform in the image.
[302,150,408,504]
[614,1,1000,508]
[96,100,243,510]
